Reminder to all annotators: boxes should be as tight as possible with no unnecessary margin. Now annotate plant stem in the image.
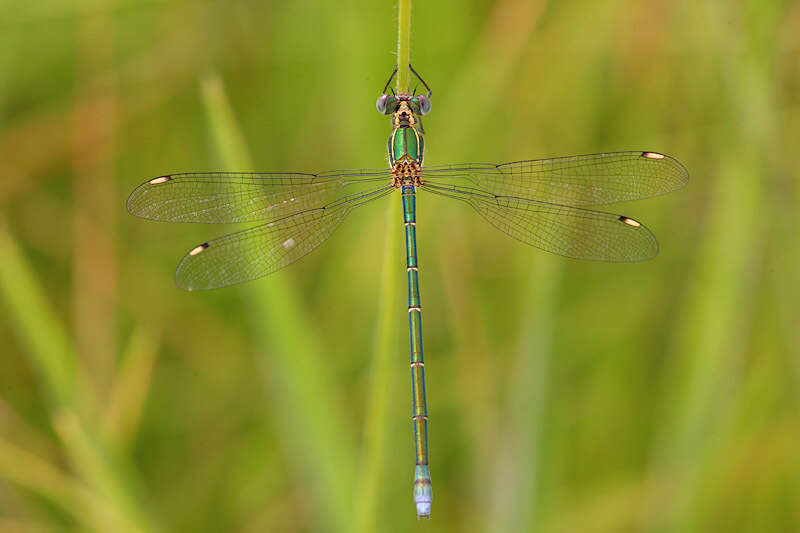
[355,199,401,533]
[396,0,411,92]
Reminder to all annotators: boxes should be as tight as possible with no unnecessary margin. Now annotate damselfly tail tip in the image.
[416,502,431,519]
[413,465,432,519]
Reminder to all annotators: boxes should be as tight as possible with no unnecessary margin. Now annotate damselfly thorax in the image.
[385,99,426,188]
[391,159,423,188]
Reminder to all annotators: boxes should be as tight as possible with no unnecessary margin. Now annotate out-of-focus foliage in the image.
[1,1,799,531]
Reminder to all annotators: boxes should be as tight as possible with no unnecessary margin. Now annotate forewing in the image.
[175,186,393,290]
[421,183,658,262]
[422,151,688,207]
[127,170,390,223]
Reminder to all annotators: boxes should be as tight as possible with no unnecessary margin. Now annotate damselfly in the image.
[127,65,688,519]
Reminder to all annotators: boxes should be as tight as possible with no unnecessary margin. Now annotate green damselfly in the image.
[127,65,688,519]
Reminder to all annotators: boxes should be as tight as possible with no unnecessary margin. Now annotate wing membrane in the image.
[422,151,688,207]
[175,185,394,290]
[127,170,391,223]
[421,182,658,262]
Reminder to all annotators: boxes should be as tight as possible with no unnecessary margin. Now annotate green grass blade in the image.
[0,437,86,521]
[201,75,254,170]
[0,436,128,530]
[0,217,76,407]
[0,220,158,533]
[104,327,160,447]
[396,0,411,93]
[487,255,561,533]
[52,411,158,533]
[201,72,357,533]
[644,3,775,529]
[354,198,401,533]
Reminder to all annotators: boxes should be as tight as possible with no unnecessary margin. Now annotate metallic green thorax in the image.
[386,99,425,169]
[383,93,432,518]
[390,126,423,165]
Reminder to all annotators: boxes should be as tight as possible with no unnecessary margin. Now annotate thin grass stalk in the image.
[0,36,155,526]
[0,437,85,519]
[644,3,774,530]
[0,221,157,532]
[201,73,356,533]
[650,159,763,531]
[52,411,157,533]
[487,256,560,533]
[0,219,76,407]
[0,437,121,530]
[396,0,411,93]
[354,199,401,533]
[437,226,497,513]
[104,327,160,447]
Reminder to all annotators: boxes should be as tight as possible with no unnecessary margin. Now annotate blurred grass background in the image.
[1,0,800,531]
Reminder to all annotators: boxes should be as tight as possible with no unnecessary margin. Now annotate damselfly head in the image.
[378,64,432,116]
[377,93,431,117]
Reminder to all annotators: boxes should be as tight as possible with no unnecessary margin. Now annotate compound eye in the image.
[376,94,390,113]
[417,95,431,114]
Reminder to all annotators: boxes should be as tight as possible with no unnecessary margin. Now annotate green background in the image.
[1,1,799,531]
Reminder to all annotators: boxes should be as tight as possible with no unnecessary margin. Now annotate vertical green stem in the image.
[201,73,356,533]
[355,197,401,533]
[396,0,411,93]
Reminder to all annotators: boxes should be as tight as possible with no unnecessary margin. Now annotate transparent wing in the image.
[421,151,688,207]
[175,185,394,290]
[421,182,658,262]
[127,169,391,223]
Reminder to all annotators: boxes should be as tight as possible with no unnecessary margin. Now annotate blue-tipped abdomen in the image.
[413,465,432,518]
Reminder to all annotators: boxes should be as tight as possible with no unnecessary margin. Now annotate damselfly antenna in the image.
[382,64,431,97]
[382,65,399,95]
[409,64,432,98]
